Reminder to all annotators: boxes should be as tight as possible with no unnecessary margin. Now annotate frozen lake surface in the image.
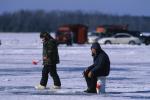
[0,33,150,100]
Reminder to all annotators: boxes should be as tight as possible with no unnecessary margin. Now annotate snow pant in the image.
[40,65,61,87]
[84,72,97,91]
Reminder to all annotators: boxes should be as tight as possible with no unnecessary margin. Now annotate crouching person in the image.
[83,42,110,93]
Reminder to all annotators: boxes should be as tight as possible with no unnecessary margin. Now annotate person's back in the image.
[92,50,110,76]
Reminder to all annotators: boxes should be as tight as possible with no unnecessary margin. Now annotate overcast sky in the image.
[0,0,150,16]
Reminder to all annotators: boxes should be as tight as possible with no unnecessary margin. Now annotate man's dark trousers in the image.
[84,72,97,91]
[40,65,61,87]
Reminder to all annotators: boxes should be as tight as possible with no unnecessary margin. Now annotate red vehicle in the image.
[56,24,88,45]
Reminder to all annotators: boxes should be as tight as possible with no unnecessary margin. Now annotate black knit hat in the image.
[91,42,101,50]
[40,32,49,38]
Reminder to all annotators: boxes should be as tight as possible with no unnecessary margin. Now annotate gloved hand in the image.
[43,56,48,60]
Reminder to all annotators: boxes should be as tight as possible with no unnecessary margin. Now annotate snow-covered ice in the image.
[0,33,150,100]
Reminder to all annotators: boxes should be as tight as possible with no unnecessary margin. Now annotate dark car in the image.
[140,32,150,45]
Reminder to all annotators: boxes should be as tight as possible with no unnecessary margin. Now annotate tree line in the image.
[0,10,150,32]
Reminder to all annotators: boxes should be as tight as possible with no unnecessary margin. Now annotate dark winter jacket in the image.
[43,38,60,65]
[88,42,110,76]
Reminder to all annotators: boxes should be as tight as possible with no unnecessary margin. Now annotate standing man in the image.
[83,42,110,93]
[35,32,61,89]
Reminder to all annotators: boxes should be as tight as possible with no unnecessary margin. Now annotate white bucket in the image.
[96,76,106,94]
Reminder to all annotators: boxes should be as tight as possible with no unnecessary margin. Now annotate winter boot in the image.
[84,89,96,93]
[35,84,46,90]
[52,85,61,89]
